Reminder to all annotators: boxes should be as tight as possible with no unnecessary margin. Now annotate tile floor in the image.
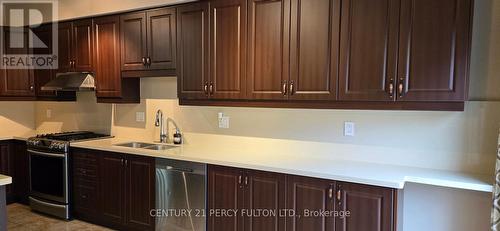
[7,203,113,230]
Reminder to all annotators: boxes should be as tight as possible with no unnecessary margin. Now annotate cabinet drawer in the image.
[74,184,98,210]
[73,152,98,164]
[73,166,97,180]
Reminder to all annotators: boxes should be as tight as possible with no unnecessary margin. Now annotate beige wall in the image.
[35,92,112,134]
[0,102,35,137]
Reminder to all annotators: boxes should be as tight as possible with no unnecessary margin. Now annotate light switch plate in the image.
[218,113,230,129]
[46,109,52,119]
[344,121,355,136]
[136,112,145,122]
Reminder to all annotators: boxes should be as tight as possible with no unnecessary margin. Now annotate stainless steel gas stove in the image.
[26,131,111,219]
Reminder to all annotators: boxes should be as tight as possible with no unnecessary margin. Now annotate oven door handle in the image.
[28,149,66,158]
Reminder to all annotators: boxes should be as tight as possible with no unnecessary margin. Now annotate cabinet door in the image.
[338,0,399,101]
[120,12,148,71]
[286,176,334,231]
[100,152,126,226]
[0,28,34,97]
[57,22,73,72]
[146,7,177,70]
[177,2,210,99]
[397,0,472,101]
[247,0,290,100]
[210,0,247,99]
[289,0,339,100]
[93,16,122,98]
[245,170,286,231]
[0,69,34,97]
[32,24,56,98]
[208,165,245,231]
[125,155,155,231]
[72,19,93,72]
[12,141,29,204]
[335,182,395,231]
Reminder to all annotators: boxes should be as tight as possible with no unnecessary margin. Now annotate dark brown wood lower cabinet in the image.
[335,182,395,231]
[208,165,245,231]
[72,148,155,231]
[125,155,155,230]
[208,165,397,231]
[100,152,126,226]
[245,170,286,231]
[0,142,13,203]
[286,175,335,231]
[11,141,29,204]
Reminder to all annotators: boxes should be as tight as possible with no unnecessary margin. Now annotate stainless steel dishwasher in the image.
[156,159,206,231]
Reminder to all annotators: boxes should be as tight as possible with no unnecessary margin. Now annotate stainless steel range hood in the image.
[41,72,96,91]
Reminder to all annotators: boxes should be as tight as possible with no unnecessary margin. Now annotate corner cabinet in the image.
[208,165,397,231]
[177,0,473,111]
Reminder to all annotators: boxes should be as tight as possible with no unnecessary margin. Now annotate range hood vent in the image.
[41,72,96,91]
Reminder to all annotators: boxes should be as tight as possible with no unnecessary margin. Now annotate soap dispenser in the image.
[173,129,182,144]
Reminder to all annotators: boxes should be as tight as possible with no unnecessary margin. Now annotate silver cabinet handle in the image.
[398,77,405,98]
[389,78,394,98]
[282,80,287,95]
[289,81,295,95]
[142,57,146,66]
[238,175,242,184]
[209,82,214,95]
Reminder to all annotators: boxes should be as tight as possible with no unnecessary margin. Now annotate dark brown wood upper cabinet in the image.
[289,0,340,101]
[0,28,35,97]
[57,22,73,73]
[32,24,56,98]
[247,0,290,100]
[120,7,177,75]
[0,69,35,97]
[56,20,93,73]
[397,0,472,101]
[177,2,210,99]
[72,19,93,72]
[335,182,395,231]
[93,16,122,98]
[286,175,335,231]
[147,8,177,70]
[338,0,400,101]
[210,0,247,99]
[120,12,148,71]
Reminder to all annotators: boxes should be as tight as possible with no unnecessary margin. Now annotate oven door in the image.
[28,149,68,204]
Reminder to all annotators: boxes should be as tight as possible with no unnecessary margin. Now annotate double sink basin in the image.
[114,142,178,151]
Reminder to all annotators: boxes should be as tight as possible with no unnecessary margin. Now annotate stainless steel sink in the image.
[115,142,155,148]
[114,142,178,151]
[143,144,178,151]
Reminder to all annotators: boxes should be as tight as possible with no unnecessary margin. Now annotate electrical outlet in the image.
[218,112,230,129]
[46,109,52,119]
[136,112,145,122]
[344,121,355,137]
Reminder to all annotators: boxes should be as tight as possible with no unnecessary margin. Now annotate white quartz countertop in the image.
[0,136,29,141]
[71,135,494,193]
[0,175,12,186]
